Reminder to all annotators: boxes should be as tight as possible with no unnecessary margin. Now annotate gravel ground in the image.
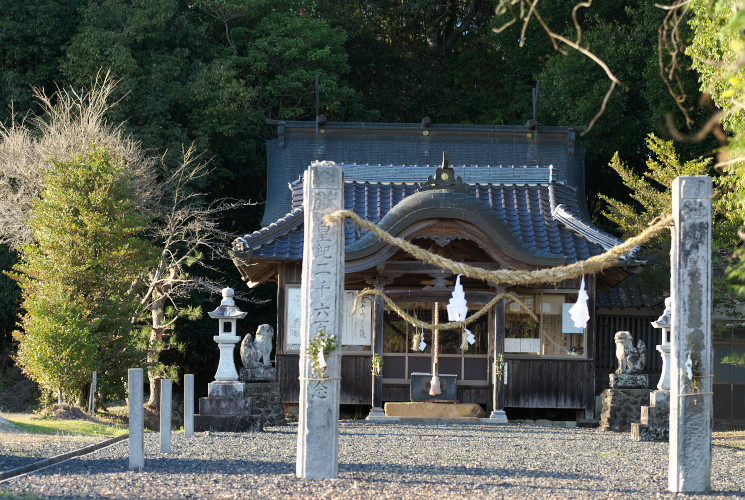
[1,421,744,499]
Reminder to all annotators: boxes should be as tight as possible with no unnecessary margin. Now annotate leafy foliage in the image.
[600,134,742,313]
[686,0,745,295]
[12,148,156,404]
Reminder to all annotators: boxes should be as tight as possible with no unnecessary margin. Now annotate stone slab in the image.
[239,366,276,382]
[384,402,486,418]
[632,422,669,442]
[198,397,253,416]
[208,381,245,398]
[609,374,649,389]
[193,414,263,432]
[641,405,669,427]
[650,390,670,409]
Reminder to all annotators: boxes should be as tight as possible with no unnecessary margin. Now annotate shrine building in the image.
[231,120,648,420]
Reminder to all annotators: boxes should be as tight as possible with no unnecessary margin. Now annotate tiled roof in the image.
[596,276,666,309]
[234,163,625,266]
[262,122,587,226]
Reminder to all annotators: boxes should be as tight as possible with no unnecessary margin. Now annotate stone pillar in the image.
[128,368,144,470]
[184,374,194,437]
[296,161,344,479]
[669,176,712,493]
[160,379,172,453]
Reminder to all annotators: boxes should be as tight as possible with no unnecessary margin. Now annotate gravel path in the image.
[1,421,744,499]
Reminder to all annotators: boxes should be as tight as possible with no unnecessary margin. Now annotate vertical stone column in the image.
[160,379,172,453]
[128,368,144,470]
[669,176,712,493]
[296,161,344,479]
[184,374,194,437]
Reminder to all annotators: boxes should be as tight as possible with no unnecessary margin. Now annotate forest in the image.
[0,0,742,408]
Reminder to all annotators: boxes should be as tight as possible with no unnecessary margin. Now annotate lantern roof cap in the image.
[208,288,247,319]
[651,297,671,329]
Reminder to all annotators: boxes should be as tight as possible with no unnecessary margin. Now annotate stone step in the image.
[384,402,485,418]
[193,414,263,432]
[631,422,669,442]
[199,397,252,416]
[650,390,670,408]
[640,405,669,427]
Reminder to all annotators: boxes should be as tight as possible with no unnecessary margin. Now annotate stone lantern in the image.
[208,288,246,391]
[194,287,262,432]
[651,297,672,391]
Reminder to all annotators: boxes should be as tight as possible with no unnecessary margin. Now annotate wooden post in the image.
[296,161,344,479]
[367,292,385,418]
[669,176,712,493]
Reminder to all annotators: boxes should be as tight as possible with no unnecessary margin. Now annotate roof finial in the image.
[418,151,469,193]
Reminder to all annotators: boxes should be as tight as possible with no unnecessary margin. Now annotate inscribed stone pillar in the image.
[296,161,344,479]
[669,176,712,493]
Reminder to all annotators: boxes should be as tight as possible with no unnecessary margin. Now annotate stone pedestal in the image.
[632,390,670,441]
[241,382,286,426]
[193,381,263,432]
[599,374,650,432]
[240,366,276,382]
[609,374,649,389]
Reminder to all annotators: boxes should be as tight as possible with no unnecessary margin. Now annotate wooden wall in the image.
[503,358,595,411]
[595,314,662,373]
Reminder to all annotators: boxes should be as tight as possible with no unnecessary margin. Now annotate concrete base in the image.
[199,396,252,415]
[384,402,486,418]
[193,414,263,432]
[487,410,508,423]
[366,407,386,420]
[208,381,245,398]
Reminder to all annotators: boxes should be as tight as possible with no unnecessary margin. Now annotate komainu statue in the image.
[614,331,646,374]
[241,324,274,368]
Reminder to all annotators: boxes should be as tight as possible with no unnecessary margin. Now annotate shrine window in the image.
[504,293,586,358]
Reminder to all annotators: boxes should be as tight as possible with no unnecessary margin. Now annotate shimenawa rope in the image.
[325,210,673,286]
[353,289,537,331]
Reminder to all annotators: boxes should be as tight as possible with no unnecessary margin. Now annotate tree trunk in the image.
[146,295,166,409]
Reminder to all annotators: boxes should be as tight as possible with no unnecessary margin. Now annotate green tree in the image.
[536,0,715,218]
[12,148,156,404]
[0,0,82,121]
[600,134,741,313]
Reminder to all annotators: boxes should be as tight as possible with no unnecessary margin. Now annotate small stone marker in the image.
[669,176,712,493]
[128,368,144,470]
[160,378,172,453]
[296,161,344,479]
[184,374,194,437]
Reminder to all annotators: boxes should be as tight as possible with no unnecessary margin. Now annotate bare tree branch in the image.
[493,0,626,135]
